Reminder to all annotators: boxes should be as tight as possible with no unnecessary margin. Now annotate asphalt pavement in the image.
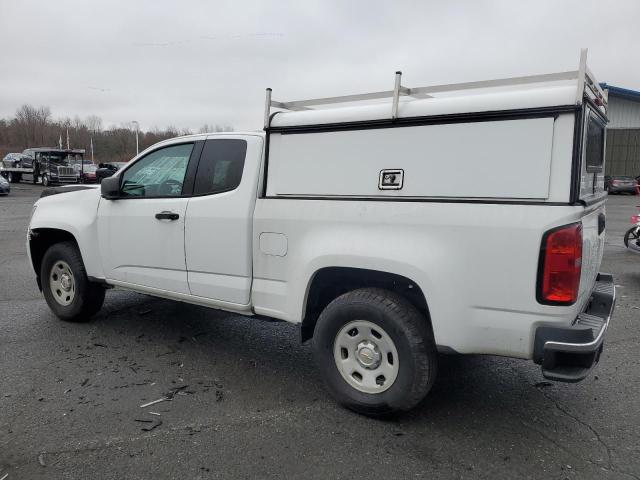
[1,183,639,480]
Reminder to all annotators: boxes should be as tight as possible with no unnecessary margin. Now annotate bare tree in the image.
[0,106,233,161]
[85,115,103,133]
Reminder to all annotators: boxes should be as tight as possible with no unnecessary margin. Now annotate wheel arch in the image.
[29,228,79,290]
[301,266,431,343]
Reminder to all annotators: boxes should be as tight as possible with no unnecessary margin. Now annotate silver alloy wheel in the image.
[333,320,399,394]
[49,260,75,306]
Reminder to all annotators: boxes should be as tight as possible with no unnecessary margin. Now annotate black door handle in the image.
[155,211,179,220]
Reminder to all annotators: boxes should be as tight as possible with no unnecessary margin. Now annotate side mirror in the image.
[101,175,120,200]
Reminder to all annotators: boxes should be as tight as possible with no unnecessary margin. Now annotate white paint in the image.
[259,232,288,256]
[97,197,190,294]
[271,85,577,128]
[184,134,263,304]
[268,117,555,199]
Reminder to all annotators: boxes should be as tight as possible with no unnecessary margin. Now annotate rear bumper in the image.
[533,273,615,382]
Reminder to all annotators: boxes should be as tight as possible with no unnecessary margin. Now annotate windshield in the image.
[38,152,84,166]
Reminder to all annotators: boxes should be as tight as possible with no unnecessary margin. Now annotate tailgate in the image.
[579,204,606,303]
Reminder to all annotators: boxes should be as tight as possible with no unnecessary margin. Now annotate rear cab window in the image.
[193,139,247,196]
[579,106,607,200]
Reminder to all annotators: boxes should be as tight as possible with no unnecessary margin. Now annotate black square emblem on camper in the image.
[378,169,404,190]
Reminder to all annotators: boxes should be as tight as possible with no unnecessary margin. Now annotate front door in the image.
[97,142,195,294]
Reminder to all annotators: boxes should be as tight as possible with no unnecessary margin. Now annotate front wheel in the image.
[41,241,105,322]
[313,288,437,416]
[42,174,49,187]
[624,227,640,247]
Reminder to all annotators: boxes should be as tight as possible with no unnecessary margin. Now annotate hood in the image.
[40,184,99,198]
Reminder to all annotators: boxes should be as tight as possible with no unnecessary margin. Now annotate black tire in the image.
[313,288,437,416]
[42,174,49,187]
[40,241,105,322]
[8,172,20,183]
[624,227,640,248]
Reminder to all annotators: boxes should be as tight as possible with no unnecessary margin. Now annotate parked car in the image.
[0,174,10,195]
[96,162,128,183]
[2,152,30,168]
[27,54,614,415]
[1,153,31,182]
[605,175,638,194]
[72,161,98,183]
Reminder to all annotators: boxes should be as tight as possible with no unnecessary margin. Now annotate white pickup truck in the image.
[27,51,615,415]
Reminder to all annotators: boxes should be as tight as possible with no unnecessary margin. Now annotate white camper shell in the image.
[264,49,607,204]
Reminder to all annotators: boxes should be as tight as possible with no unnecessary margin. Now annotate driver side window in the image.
[120,143,193,198]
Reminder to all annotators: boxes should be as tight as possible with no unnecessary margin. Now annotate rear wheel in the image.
[42,174,49,187]
[313,288,437,416]
[41,241,105,322]
[624,227,640,247]
[7,172,21,183]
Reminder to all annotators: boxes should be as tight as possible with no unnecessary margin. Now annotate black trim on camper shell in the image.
[261,195,573,206]
[266,105,579,134]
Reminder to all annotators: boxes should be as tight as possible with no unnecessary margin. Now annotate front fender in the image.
[29,188,104,279]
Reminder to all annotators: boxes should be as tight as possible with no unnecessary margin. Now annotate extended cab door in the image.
[184,135,263,305]
[97,142,199,294]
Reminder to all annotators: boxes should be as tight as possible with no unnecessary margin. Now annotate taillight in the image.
[537,223,582,305]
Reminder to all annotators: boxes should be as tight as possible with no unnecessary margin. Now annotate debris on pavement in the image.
[149,412,161,416]
[139,384,191,408]
[138,309,152,316]
[534,381,553,389]
[38,453,46,466]
[165,385,189,399]
[141,419,162,432]
[80,378,89,387]
[139,397,169,408]
[0,472,8,480]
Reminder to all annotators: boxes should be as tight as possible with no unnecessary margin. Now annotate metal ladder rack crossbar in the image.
[264,49,607,129]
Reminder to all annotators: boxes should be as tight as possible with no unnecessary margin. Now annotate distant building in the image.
[601,84,640,176]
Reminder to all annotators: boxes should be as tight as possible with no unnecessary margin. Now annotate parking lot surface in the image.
[1,183,639,480]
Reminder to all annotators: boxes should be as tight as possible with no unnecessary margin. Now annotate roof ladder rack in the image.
[264,48,607,129]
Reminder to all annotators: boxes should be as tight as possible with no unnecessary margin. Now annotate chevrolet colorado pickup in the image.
[27,51,615,415]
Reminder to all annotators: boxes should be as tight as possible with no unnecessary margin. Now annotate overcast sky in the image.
[2,0,639,132]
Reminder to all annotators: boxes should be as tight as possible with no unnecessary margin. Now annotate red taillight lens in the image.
[538,223,582,305]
